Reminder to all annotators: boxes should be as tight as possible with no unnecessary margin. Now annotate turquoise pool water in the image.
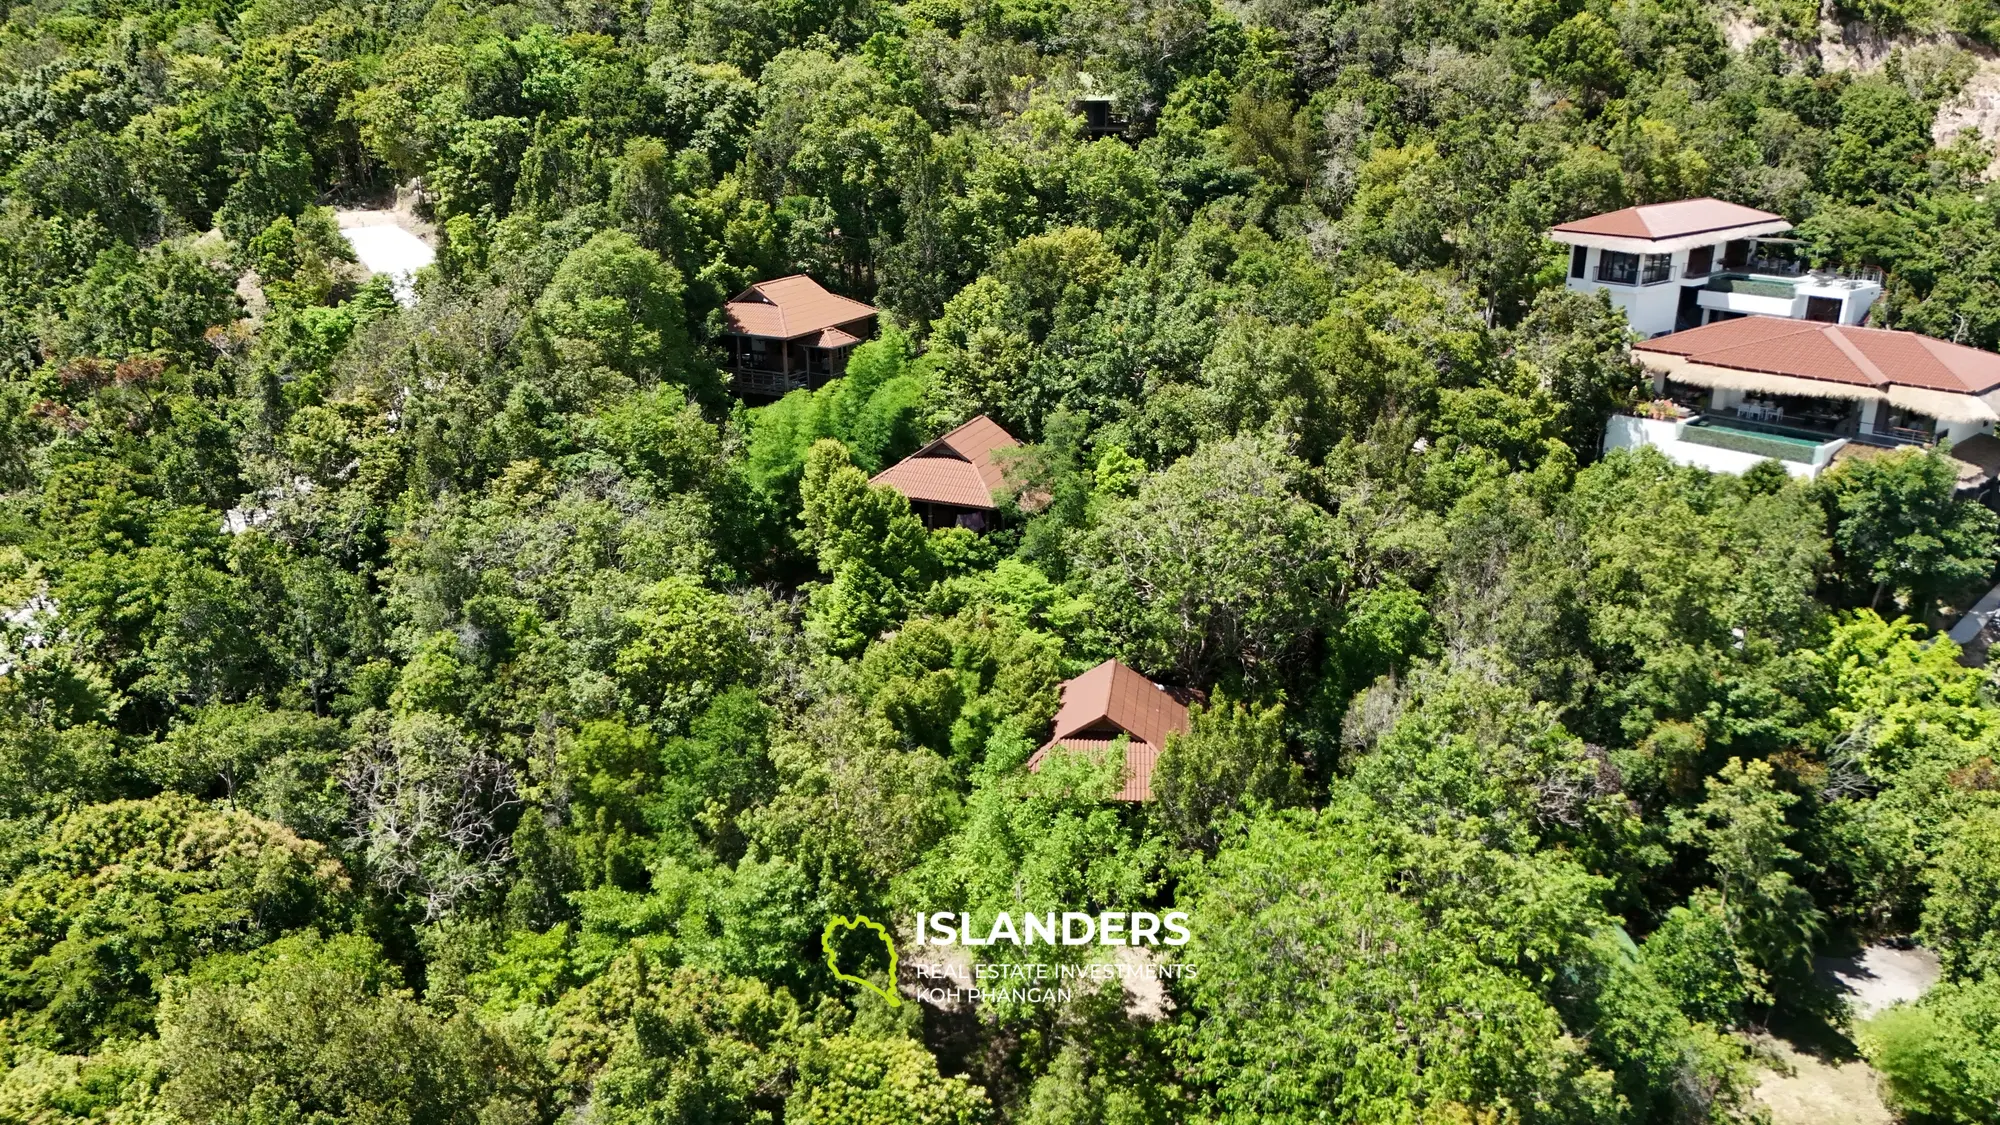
[1681,418,1832,463]
[1684,419,1826,449]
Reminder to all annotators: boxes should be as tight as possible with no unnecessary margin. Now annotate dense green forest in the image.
[6,0,2000,1118]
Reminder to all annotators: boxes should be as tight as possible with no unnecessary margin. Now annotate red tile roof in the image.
[871,457,994,509]
[809,326,861,348]
[1635,316,2000,394]
[1024,659,1191,801]
[870,415,1023,510]
[1552,198,1787,241]
[722,276,876,340]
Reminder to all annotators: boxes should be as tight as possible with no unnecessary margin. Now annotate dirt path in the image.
[335,206,436,305]
[1752,1035,1894,1125]
[1751,943,1941,1124]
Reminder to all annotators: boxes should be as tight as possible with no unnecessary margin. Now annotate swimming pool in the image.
[1680,418,1833,463]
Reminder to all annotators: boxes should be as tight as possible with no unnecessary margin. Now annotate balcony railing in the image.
[732,368,809,397]
[1707,263,1885,292]
[1705,274,1796,299]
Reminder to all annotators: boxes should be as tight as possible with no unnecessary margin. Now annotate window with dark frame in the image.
[1570,246,1588,279]
[1596,251,1639,285]
[1640,254,1672,285]
[1684,245,1714,278]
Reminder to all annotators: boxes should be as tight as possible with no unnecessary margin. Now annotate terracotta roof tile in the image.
[809,326,861,348]
[1048,659,1189,748]
[722,275,877,340]
[1023,659,1190,800]
[1635,316,2000,394]
[1552,198,1787,241]
[869,457,994,509]
[869,414,1024,510]
[933,415,1020,496]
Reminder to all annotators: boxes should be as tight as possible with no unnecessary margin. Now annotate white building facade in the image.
[1550,199,1881,339]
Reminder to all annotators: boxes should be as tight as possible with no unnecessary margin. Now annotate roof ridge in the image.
[1820,324,1889,386]
[1912,333,2000,394]
[745,278,790,335]
[941,414,992,440]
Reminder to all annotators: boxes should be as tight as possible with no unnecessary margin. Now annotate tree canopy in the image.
[0,0,1999,1121]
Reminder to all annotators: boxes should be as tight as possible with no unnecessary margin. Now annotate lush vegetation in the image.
[2,0,2000,1119]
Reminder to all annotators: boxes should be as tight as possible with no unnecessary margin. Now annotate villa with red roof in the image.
[870,415,1023,531]
[1607,315,2000,487]
[1550,198,1881,338]
[1024,659,1191,802]
[720,276,878,398]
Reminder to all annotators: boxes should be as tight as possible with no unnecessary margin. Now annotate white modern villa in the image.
[1603,315,2000,484]
[1551,198,1881,339]
[1558,198,2000,490]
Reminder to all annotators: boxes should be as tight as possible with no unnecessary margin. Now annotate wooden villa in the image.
[1024,659,1192,802]
[869,415,1024,531]
[720,276,877,398]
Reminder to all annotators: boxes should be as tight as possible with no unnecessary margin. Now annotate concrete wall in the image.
[1564,247,1689,337]
[1564,239,1884,336]
[1943,419,1996,446]
[1603,414,1837,480]
[1697,288,1801,319]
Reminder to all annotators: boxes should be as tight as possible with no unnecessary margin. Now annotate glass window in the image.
[1640,253,1673,285]
[1569,246,1588,279]
[1596,251,1639,285]
[1684,245,1714,278]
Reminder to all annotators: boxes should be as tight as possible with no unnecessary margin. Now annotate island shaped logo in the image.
[822,914,900,1007]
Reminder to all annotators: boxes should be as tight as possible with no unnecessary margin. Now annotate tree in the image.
[1824,81,1936,203]
[1153,693,1299,852]
[551,958,799,1124]
[1509,287,1641,453]
[1667,758,1823,1007]
[0,795,355,1052]
[142,703,348,838]
[536,230,695,387]
[1537,13,1630,102]
[1861,975,2000,1125]
[1178,812,1621,1123]
[157,932,547,1125]
[797,439,935,652]
[615,578,758,730]
[1081,434,1341,687]
[52,241,238,364]
[787,1035,989,1124]
[1921,805,2000,980]
[342,711,518,921]
[215,117,316,249]
[1817,447,2000,615]
[745,329,927,501]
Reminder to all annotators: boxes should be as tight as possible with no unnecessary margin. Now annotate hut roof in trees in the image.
[1024,659,1192,802]
[721,276,877,341]
[869,415,1022,511]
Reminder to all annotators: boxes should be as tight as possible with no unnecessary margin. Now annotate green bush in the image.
[1861,977,2000,1124]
